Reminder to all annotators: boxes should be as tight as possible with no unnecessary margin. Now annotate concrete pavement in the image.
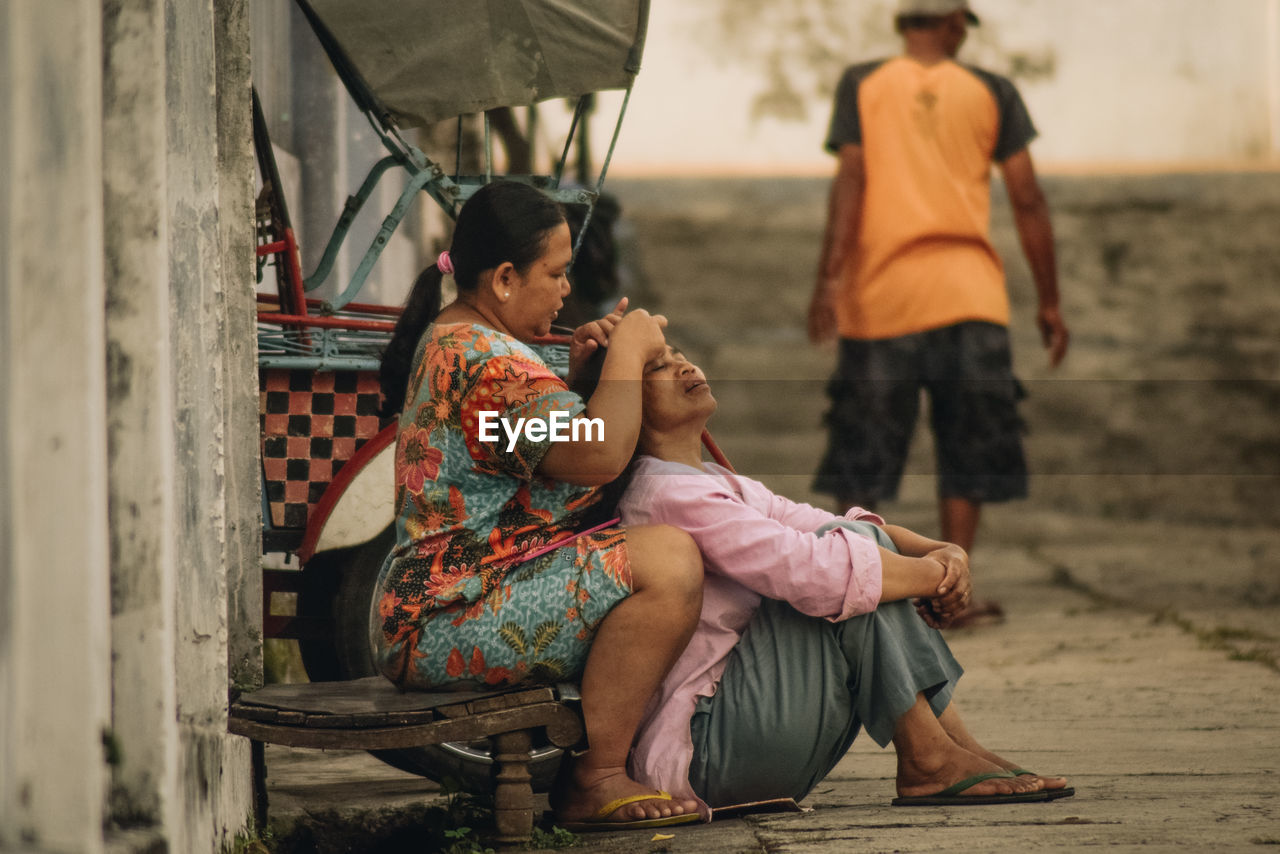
[260,173,1280,852]
[262,536,1280,852]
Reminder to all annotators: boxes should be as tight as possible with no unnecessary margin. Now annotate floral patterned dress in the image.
[373,322,632,689]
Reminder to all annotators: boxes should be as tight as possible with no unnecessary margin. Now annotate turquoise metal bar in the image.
[303,155,399,292]
[594,86,632,197]
[484,111,493,183]
[455,115,464,182]
[555,96,588,187]
[570,86,634,261]
[257,355,383,371]
[324,165,439,312]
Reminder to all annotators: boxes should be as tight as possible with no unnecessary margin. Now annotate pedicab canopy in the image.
[303,0,650,129]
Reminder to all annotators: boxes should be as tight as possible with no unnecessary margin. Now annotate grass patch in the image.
[223,820,275,854]
[1151,609,1279,673]
[1050,565,1278,674]
[529,825,580,849]
[1203,625,1278,644]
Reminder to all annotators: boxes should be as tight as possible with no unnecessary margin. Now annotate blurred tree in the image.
[695,0,1055,123]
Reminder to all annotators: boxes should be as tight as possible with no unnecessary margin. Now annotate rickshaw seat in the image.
[230,676,584,844]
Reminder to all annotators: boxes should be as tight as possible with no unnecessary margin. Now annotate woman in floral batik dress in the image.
[372,181,704,830]
[377,322,632,688]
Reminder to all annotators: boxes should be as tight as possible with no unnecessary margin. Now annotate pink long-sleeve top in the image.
[617,456,885,820]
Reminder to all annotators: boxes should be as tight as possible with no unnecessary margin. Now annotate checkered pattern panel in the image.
[259,369,391,530]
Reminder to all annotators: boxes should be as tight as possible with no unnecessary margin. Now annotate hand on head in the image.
[569,298,668,363]
[570,297,629,362]
[609,307,669,365]
[567,298,669,390]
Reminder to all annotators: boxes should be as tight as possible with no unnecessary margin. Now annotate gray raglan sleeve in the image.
[824,63,882,153]
[970,67,1039,162]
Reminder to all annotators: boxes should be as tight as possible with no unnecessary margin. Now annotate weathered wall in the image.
[166,0,256,849]
[0,1,112,852]
[216,0,263,705]
[2,0,258,850]
[103,0,181,838]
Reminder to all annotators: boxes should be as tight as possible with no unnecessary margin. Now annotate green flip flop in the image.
[1011,768,1076,800]
[892,771,1052,806]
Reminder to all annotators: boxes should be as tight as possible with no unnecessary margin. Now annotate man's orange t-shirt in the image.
[825,57,1037,340]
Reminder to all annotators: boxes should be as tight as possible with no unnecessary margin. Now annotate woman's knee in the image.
[626,524,704,600]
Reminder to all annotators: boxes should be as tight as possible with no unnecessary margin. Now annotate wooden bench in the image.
[228,676,584,844]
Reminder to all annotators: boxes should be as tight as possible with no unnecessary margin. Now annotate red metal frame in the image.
[256,226,308,319]
[256,312,396,333]
[701,429,734,472]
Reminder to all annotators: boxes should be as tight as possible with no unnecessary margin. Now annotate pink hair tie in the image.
[436,251,454,275]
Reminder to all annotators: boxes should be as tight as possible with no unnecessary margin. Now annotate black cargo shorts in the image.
[813,321,1028,505]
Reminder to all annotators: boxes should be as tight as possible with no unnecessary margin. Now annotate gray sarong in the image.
[687,520,962,807]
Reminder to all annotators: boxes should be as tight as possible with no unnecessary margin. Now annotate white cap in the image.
[895,0,980,24]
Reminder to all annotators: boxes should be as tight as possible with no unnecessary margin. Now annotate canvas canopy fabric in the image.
[306,0,649,129]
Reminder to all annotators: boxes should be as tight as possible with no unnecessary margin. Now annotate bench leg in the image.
[491,729,534,844]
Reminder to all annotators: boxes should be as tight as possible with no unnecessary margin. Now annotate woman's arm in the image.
[623,464,968,619]
[758,483,881,532]
[623,470,884,619]
[536,310,666,486]
[877,549,947,603]
[880,524,951,557]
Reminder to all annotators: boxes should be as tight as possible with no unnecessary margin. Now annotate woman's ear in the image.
[489,262,517,302]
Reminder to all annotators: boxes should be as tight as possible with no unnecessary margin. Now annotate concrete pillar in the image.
[215,1,261,837]
[102,0,182,839]
[215,0,263,701]
[166,0,254,848]
[0,0,112,851]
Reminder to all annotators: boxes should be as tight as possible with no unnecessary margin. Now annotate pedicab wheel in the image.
[296,525,565,793]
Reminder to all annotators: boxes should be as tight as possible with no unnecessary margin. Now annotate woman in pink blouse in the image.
[581,345,1072,817]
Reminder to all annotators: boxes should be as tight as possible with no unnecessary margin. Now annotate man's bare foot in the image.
[896,741,1044,799]
[947,742,1069,792]
[936,708,1070,792]
[554,763,699,824]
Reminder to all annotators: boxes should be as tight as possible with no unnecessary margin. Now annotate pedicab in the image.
[253,0,655,791]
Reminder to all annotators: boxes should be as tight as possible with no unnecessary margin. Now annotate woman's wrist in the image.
[878,550,947,602]
[598,342,646,379]
[920,555,946,594]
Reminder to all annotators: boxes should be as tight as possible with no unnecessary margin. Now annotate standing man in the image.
[809,0,1068,623]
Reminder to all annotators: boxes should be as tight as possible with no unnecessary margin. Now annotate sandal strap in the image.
[934,771,1016,798]
[591,790,673,820]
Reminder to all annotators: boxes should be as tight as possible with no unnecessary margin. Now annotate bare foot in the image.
[947,741,1069,792]
[896,742,1045,800]
[936,708,1070,792]
[554,763,699,824]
